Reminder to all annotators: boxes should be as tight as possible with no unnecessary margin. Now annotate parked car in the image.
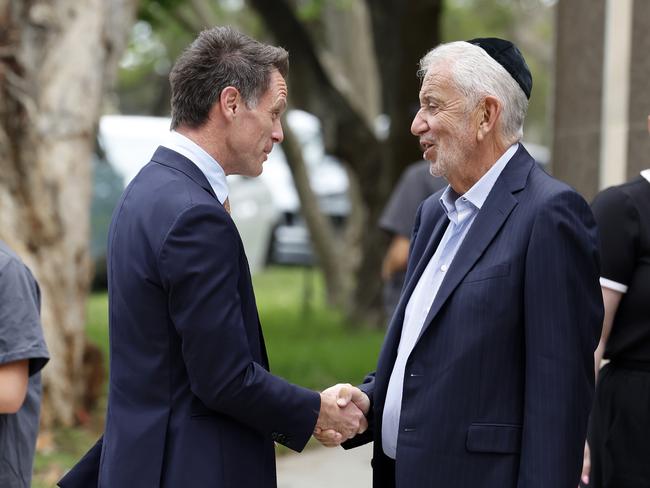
[258,110,350,265]
[91,112,351,281]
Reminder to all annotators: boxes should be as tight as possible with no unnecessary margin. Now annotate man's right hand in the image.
[313,383,370,447]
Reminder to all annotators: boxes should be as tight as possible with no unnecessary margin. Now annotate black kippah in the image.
[466,37,532,99]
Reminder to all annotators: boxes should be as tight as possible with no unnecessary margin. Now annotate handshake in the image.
[313,383,370,447]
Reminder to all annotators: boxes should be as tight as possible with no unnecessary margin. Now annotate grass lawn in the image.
[254,266,384,389]
[33,266,385,487]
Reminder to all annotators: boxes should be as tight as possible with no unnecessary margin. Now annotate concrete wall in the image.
[552,0,649,198]
[627,0,650,179]
[552,0,606,200]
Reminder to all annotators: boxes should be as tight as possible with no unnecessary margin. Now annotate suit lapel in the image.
[375,206,449,398]
[401,213,449,310]
[416,185,517,341]
[375,146,535,405]
[416,148,534,342]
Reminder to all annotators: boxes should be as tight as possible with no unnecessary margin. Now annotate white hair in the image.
[418,41,529,144]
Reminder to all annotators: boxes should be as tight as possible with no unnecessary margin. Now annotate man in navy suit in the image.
[316,38,603,488]
[59,26,365,488]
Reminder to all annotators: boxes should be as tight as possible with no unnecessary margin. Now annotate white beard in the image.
[428,128,473,179]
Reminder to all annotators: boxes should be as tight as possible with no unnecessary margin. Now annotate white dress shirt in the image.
[381,144,519,459]
[161,130,229,205]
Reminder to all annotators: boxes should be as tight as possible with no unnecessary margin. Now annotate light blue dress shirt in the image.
[381,144,519,459]
[161,131,229,205]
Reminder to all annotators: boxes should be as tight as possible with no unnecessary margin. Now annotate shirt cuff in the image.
[600,277,628,293]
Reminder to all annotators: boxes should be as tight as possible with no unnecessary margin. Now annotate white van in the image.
[91,112,351,276]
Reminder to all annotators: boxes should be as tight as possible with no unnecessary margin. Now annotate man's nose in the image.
[272,120,284,143]
[411,111,427,136]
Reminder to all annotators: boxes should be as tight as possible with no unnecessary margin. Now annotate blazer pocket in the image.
[466,423,522,454]
[464,263,510,283]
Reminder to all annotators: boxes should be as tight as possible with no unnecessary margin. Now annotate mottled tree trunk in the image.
[281,124,351,307]
[248,0,441,326]
[0,0,137,426]
[321,1,381,129]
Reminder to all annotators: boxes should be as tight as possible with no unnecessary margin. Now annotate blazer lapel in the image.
[375,208,449,396]
[416,150,534,342]
[401,214,449,306]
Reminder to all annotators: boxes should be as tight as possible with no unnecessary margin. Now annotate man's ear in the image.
[476,95,501,141]
[220,86,241,122]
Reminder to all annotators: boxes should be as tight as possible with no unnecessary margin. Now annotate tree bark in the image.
[248,0,441,326]
[247,0,386,323]
[0,0,137,426]
[367,0,443,183]
[281,122,353,308]
[320,1,381,129]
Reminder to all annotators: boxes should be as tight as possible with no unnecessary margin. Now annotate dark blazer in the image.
[347,146,603,488]
[59,147,320,487]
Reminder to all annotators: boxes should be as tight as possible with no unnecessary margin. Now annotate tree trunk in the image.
[320,1,381,129]
[281,123,353,308]
[0,0,137,426]
[367,0,443,186]
[352,0,442,325]
[247,0,387,324]
[279,2,380,313]
[248,0,441,326]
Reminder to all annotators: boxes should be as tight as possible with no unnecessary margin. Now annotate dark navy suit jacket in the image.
[347,146,603,488]
[59,147,320,487]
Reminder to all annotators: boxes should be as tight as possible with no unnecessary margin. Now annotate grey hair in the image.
[418,41,528,144]
[169,26,289,130]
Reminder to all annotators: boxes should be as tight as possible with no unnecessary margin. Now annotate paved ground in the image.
[277,443,373,488]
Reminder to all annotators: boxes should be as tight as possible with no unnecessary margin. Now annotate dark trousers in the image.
[588,362,650,488]
[372,453,396,487]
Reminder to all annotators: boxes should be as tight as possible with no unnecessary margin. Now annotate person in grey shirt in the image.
[379,160,446,318]
[0,240,49,488]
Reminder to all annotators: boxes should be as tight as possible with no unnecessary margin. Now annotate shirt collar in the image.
[641,169,650,184]
[161,131,229,204]
[439,143,518,220]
